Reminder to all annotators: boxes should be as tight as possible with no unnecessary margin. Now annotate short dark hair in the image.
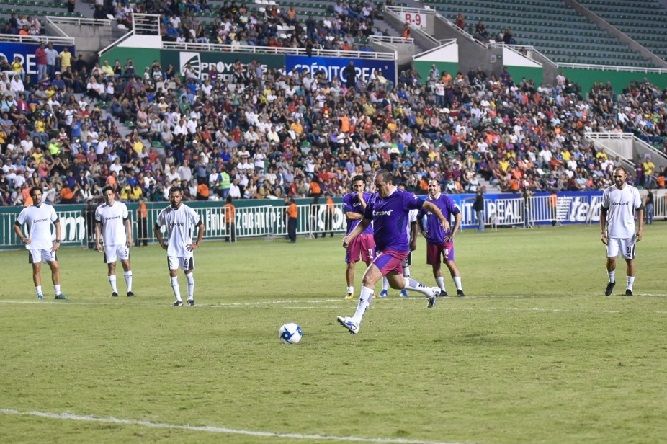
[30,186,41,196]
[375,170,393,185]
[352,175,364,183]
[102,186,114,195]
[169,186,183,194]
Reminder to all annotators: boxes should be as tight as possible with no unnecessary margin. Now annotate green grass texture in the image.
[0,224,665,444]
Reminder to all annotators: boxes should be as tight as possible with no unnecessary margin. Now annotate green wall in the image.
[100,47,162,78]
[561,67,667,92]
[505,66,543,88]
[413,61,459,83]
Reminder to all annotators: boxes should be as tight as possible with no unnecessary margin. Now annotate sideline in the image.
[0,408,463,444]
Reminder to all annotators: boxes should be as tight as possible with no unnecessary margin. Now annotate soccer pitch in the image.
[0,224,665,444]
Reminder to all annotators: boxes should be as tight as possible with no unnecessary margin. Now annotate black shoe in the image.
[605,282,615,296]
[624,289,633,296]
[187,299,195,306]
[456,290,465,297]
[173,300,183,307]
[439,291,448,297]
[126,291,135,297]
[111,292,118,297]
[55,294,67,300]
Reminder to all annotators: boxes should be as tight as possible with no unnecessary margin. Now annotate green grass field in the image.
[0,224,666,444]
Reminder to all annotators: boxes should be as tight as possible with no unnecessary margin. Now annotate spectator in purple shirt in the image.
[342,175,375,300]
[418,179,465,297]
[337,171,447,335]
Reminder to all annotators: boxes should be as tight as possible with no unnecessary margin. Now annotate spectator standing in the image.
[35,43,47,81]
[224,195,236,242]
[472,188,484,231]
[136,198,148,247]
[285,197,297,243]
[45,43,59,78]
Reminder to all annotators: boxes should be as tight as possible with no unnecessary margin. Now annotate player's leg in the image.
[621,237,637,296]
[386,253,439,307]
[444,242,464,296]
[30,250,44,299]
[344,240,359,300]
[185,257,195,305]
[46,253,64,299]
[605,239,619,296]
[345,262,355,300]
[119,245,133,296]
[427,243,447,296]
[108,262,118,296]
[168,256,183,306]
[399,254,411,297]
[337,256,384,333]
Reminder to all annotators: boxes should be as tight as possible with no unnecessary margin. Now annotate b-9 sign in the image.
[403,12,426,28]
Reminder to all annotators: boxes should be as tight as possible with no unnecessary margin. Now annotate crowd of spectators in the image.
[0,12,666,206]
[1,13,43,36]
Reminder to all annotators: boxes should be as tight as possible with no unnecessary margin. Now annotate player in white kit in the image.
[600,167,644,296]
[95,186,134,297]
[13,187,66,300]
[154,186,205,306]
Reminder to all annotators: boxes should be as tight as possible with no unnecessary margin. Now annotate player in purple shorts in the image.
[337,170,449,335]
[342,175,375,300]
[419,179,465,297]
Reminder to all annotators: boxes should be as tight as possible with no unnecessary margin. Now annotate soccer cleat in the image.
[456,289,466,297]
[336,316,359,334]
[173,300,183,307]
[126,291,135,297]
[427,287,440,308]
[439,291,448,297]
[54,294,67,300]
[187,299,195,306]
[111,292,118,297]
[605,282,615,296]
[36,294,44,301]
[344,293,354,300]
[624,289,633,297]
[399,289,408,298]
[379,289,388,298]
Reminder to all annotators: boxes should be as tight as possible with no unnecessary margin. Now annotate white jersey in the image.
[602,184,641,239]
[16,203,58,249]
[95,201,129,246]
[156,204,201,257]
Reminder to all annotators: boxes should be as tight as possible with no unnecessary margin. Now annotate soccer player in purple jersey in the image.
[342,175,376,300]
[337,171,448,335]
[418,179,465,297]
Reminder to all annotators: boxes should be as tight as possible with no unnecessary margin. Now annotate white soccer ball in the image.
[279,323,303,344]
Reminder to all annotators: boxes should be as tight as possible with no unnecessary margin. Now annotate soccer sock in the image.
[454,276,463,291]
[186,273,195,300]
[352,286,373,324]
[109,275,118,293]
[54,284,62,296]
[403,265,411,278]
[35,285,43,297]
[124,271,133,292]
[403,278,431,297]
[171,276,182,302]
[347,286,354,295]
[626,276,635,290]
[608,271,615,283]
[437,276,446,292]
[382,277,389,291]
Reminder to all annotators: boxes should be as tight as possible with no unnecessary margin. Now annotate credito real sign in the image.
[285,55,396,84]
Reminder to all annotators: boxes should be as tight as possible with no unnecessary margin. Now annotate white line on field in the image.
[0,408,463,444]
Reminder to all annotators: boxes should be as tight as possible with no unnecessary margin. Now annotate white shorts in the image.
[104,244,130,264]
[606,236,637,260]
[28,248,57,264]
[167,256,194,271]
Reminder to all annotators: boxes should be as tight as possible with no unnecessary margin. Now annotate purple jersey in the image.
[343,191,373,235]
[419,193,459,245]
[364,189,424,252]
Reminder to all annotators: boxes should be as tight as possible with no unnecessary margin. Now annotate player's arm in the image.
[342,217,370,248]
[124,216,133,247]
[599,207,608,245]
[95,221,103,251]
[13,220,30,245]
[52,218,62,252]
[345,211,363,220]
[409,220,417,251]
[450,212,462,240]
[635,203,644,242]
[189,220,205,251]
[154,222,167,250]
[422,201,449,232]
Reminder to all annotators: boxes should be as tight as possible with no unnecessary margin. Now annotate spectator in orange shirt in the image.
[224,195,236,242]
[285,197,297,243]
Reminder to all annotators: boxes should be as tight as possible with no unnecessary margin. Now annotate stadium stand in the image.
[577,0,667,63]
[425,0,652,67]
[0,1,665,207]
